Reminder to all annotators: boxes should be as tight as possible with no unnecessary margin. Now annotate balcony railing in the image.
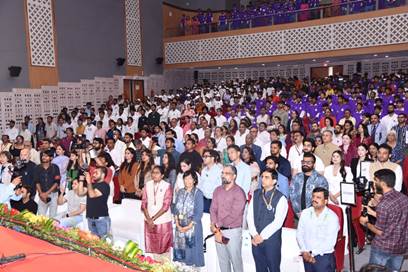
[165,0,406,38]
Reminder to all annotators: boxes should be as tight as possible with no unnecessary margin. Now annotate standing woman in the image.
[340,133,357,167]
[66,151,81,190]
[173,170,205,268]
[141,166,173,259]
[162,152,177,188]
[175,159,201,196]
[10,135,25,159]
[119,148,139,199]
[324,150,353,251]
[223,135,235,165]
[241,146,260,195]
[355,123,372,146]
[52,145,70,189]
[368,143,379,161]
[135,150,154,200]
[350,143,373,254]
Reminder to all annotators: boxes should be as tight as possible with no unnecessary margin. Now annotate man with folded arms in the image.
[210,165,246,272]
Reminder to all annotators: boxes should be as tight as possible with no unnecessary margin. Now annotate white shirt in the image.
[296,206,339,256]
[171,126,184,141]
[381,113,398,132]
[5,127,19,141]
[247,192,288,240]
[123,123,138,135]
[168,109,181,121]
[158,107,169,123]
[84,124,97,142]
[141,137,151,149]
[332,134,343,147]
[256,114,269,125]
[234,130,249,147]
[214,137,227,153]
[288,144,303,169]
[215,115,227,127]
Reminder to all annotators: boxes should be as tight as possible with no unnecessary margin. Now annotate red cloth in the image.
[351,195,365,248]
[327,204,345,272]
[403,157,408,195]
[0,227,136,272]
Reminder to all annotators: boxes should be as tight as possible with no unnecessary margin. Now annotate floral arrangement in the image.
[0,204,176,272]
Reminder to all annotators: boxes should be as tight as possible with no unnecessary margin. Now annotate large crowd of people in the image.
[177,0,405,35]
[0,72,407,271]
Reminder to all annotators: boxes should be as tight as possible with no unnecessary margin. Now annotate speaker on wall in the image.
[194,70,198,81]
[8,66,22,77]
[116,58,126,66]
[155,57,163,65]
[356,62,362,73]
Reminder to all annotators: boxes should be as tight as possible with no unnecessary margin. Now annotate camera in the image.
[8,160,26,178]
[355,176,375,217]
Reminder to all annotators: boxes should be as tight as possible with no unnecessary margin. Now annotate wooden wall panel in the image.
[24,0,59,89]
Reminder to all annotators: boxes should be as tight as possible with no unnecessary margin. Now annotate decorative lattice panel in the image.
[390,13,408,43]
[240,32,282,58]
[283,25,332,54]
[165,13,408,65]
[125,0,142,66]
[27,0,55,67]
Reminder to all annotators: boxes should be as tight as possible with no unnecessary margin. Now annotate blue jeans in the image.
[87,216,111,238]
[59,215,83,228]
[304,253,335,272]
[369,246,404,271]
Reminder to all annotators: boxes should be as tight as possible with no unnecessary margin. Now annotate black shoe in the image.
[356,247,365,255]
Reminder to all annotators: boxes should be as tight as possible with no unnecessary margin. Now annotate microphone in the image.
[0,253,26,264]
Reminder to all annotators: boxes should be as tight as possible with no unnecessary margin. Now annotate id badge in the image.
[178,214,184,220]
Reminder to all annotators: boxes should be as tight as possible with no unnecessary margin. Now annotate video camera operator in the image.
[359,169,408,271]
[10,148,37,198]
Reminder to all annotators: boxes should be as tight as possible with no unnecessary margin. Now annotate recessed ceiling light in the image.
[234,67,238,69]
[373,54,378,57]
[277,64,280,67]
[217,67,221,69]
[325,60,330,63]
[323,63,328,67]
[261,64,265,66]
[385,55,389,58]
[312,59,316,62]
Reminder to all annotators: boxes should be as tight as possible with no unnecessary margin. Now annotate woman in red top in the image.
[354,123,372,147]
[340,133,357,166]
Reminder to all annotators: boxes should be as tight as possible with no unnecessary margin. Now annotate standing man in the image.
[227,145,252,197]
[34,150,61,217]
[289,152,329,217]
[288,131,304,177]
[210,165,247,272]
[199,149,222,213]
[314,130,340,167]
[78,167,110,238]
[360,169,408,271]
[369,144,403,191]
[367,114,387,145]
[297,187,339,272]
[247,169,288,272]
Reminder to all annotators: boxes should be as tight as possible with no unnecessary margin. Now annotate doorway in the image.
[123,79,144,102]
[310,65,343,79]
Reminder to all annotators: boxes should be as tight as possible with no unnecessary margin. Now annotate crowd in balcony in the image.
[178,0,405,35]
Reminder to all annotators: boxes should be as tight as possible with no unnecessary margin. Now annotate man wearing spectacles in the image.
[198,149,222,213]
[210,165,246,272]
[289,152,329,218]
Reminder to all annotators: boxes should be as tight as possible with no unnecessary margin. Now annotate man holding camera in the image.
[78,167,111,238]
[15,148,37,198]
[360,169,408,271]
[34,150,61,217]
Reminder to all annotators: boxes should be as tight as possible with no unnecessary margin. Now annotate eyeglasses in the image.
[301,160,314,165]
[222,172,234,175]
[202,155,212,158]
